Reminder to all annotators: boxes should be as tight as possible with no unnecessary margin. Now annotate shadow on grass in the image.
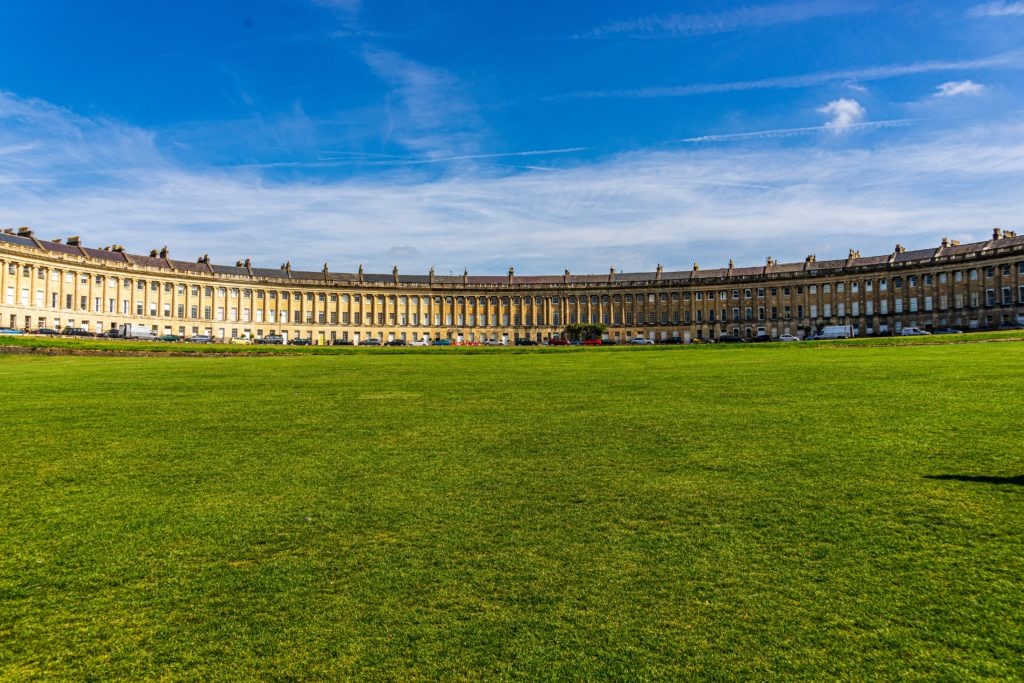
[925,474,1024,486]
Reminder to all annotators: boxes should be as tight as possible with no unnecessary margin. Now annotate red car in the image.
[548,338,571,346]
[582,338,603,346]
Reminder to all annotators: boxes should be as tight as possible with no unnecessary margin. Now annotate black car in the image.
[34,328,61,336]
[359,338,382,346]
[752,334,773,343]
[290,338,313,346]
[258,334,284,345]
[718,334,743,343]
[187,335,213,343]
[60,327,94,337]
[661,337,682,344]
[385,339,407,346]
[514,338,537,346]
[331,339,353,346]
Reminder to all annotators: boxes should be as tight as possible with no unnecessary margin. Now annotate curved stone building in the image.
[2,226,1022,343]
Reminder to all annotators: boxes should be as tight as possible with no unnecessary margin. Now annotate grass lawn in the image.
[1,342,1022,679]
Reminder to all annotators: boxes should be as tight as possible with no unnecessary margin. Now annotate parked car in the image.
[515,338,537,346]
[482,339,505,346]
[229,337,252,345]
[0,327,24,335]
[385,339,407,346]
[357,338,380,346]
[257,334,284,345]
[778,334,801,342]
[409,338,430,346]
[432,338,453,346]
[290,338,313,346]
[718,334,743,343]
[187,335,213,343]
[60,327,94,337]
[752,334,773,343]
[331,339,354,346]
[547,338,570,346]
[157,334,180,343]
[630,337,655,345]
[931,328,963,335]
[661,337,682,344]
[96,329,122,339]
[997,321,1024,330]
[582,338,603,346]
[901,327,930,336]
[32,328,60,336]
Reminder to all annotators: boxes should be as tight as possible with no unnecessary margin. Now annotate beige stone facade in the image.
[2,227,1023,343]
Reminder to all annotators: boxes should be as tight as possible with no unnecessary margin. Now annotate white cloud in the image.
[679,119,912,143]
[559,50,1024,99]
[817,98,866,130]
[361,49,483,158]
[968,2,1024,17]
[935,80,986,97]
[578,0,869,38]
[1,92,1024,275]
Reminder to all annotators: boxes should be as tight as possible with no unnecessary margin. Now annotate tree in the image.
[564,322,607,341]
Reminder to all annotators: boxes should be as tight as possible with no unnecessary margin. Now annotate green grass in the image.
[1,343,1022,679]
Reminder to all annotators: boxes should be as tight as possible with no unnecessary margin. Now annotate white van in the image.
[116,323,158,340]
[901,327,930,336]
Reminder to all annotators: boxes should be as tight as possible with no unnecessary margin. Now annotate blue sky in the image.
[1,1,1023,274]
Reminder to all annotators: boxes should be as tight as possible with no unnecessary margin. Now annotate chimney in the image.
[17,227,32,237]
[52,238,62,244]
[463,268,468,285]
[609,266,616,283]
[693,262,699,271]
[993,228,1002,240]
[728,259,734,271]
[67,236,80,246]
[429,266,435,285]
[563,268,570,284]
[150,249,159,257]
[392,265,399,284]
[894,244,906,253]
[357,264,363,282]
[159,246,168,259]
[941,237,949,248]
[508,266,515,284]
[113,245,124,252]
[655,264,663,281]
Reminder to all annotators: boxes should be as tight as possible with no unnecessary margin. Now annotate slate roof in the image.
[0,232,38,249]
[38,239,82,257]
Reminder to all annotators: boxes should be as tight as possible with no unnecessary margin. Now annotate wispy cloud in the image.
[678,119,913,143]
[230,148,588,169]
[935,80,986,96]
[2,92,1024,275]
[558,51,1024,99]
[968,1,1024,17]
[577,0,870,39]
[362,48,483,158]
[818,98,866,130]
